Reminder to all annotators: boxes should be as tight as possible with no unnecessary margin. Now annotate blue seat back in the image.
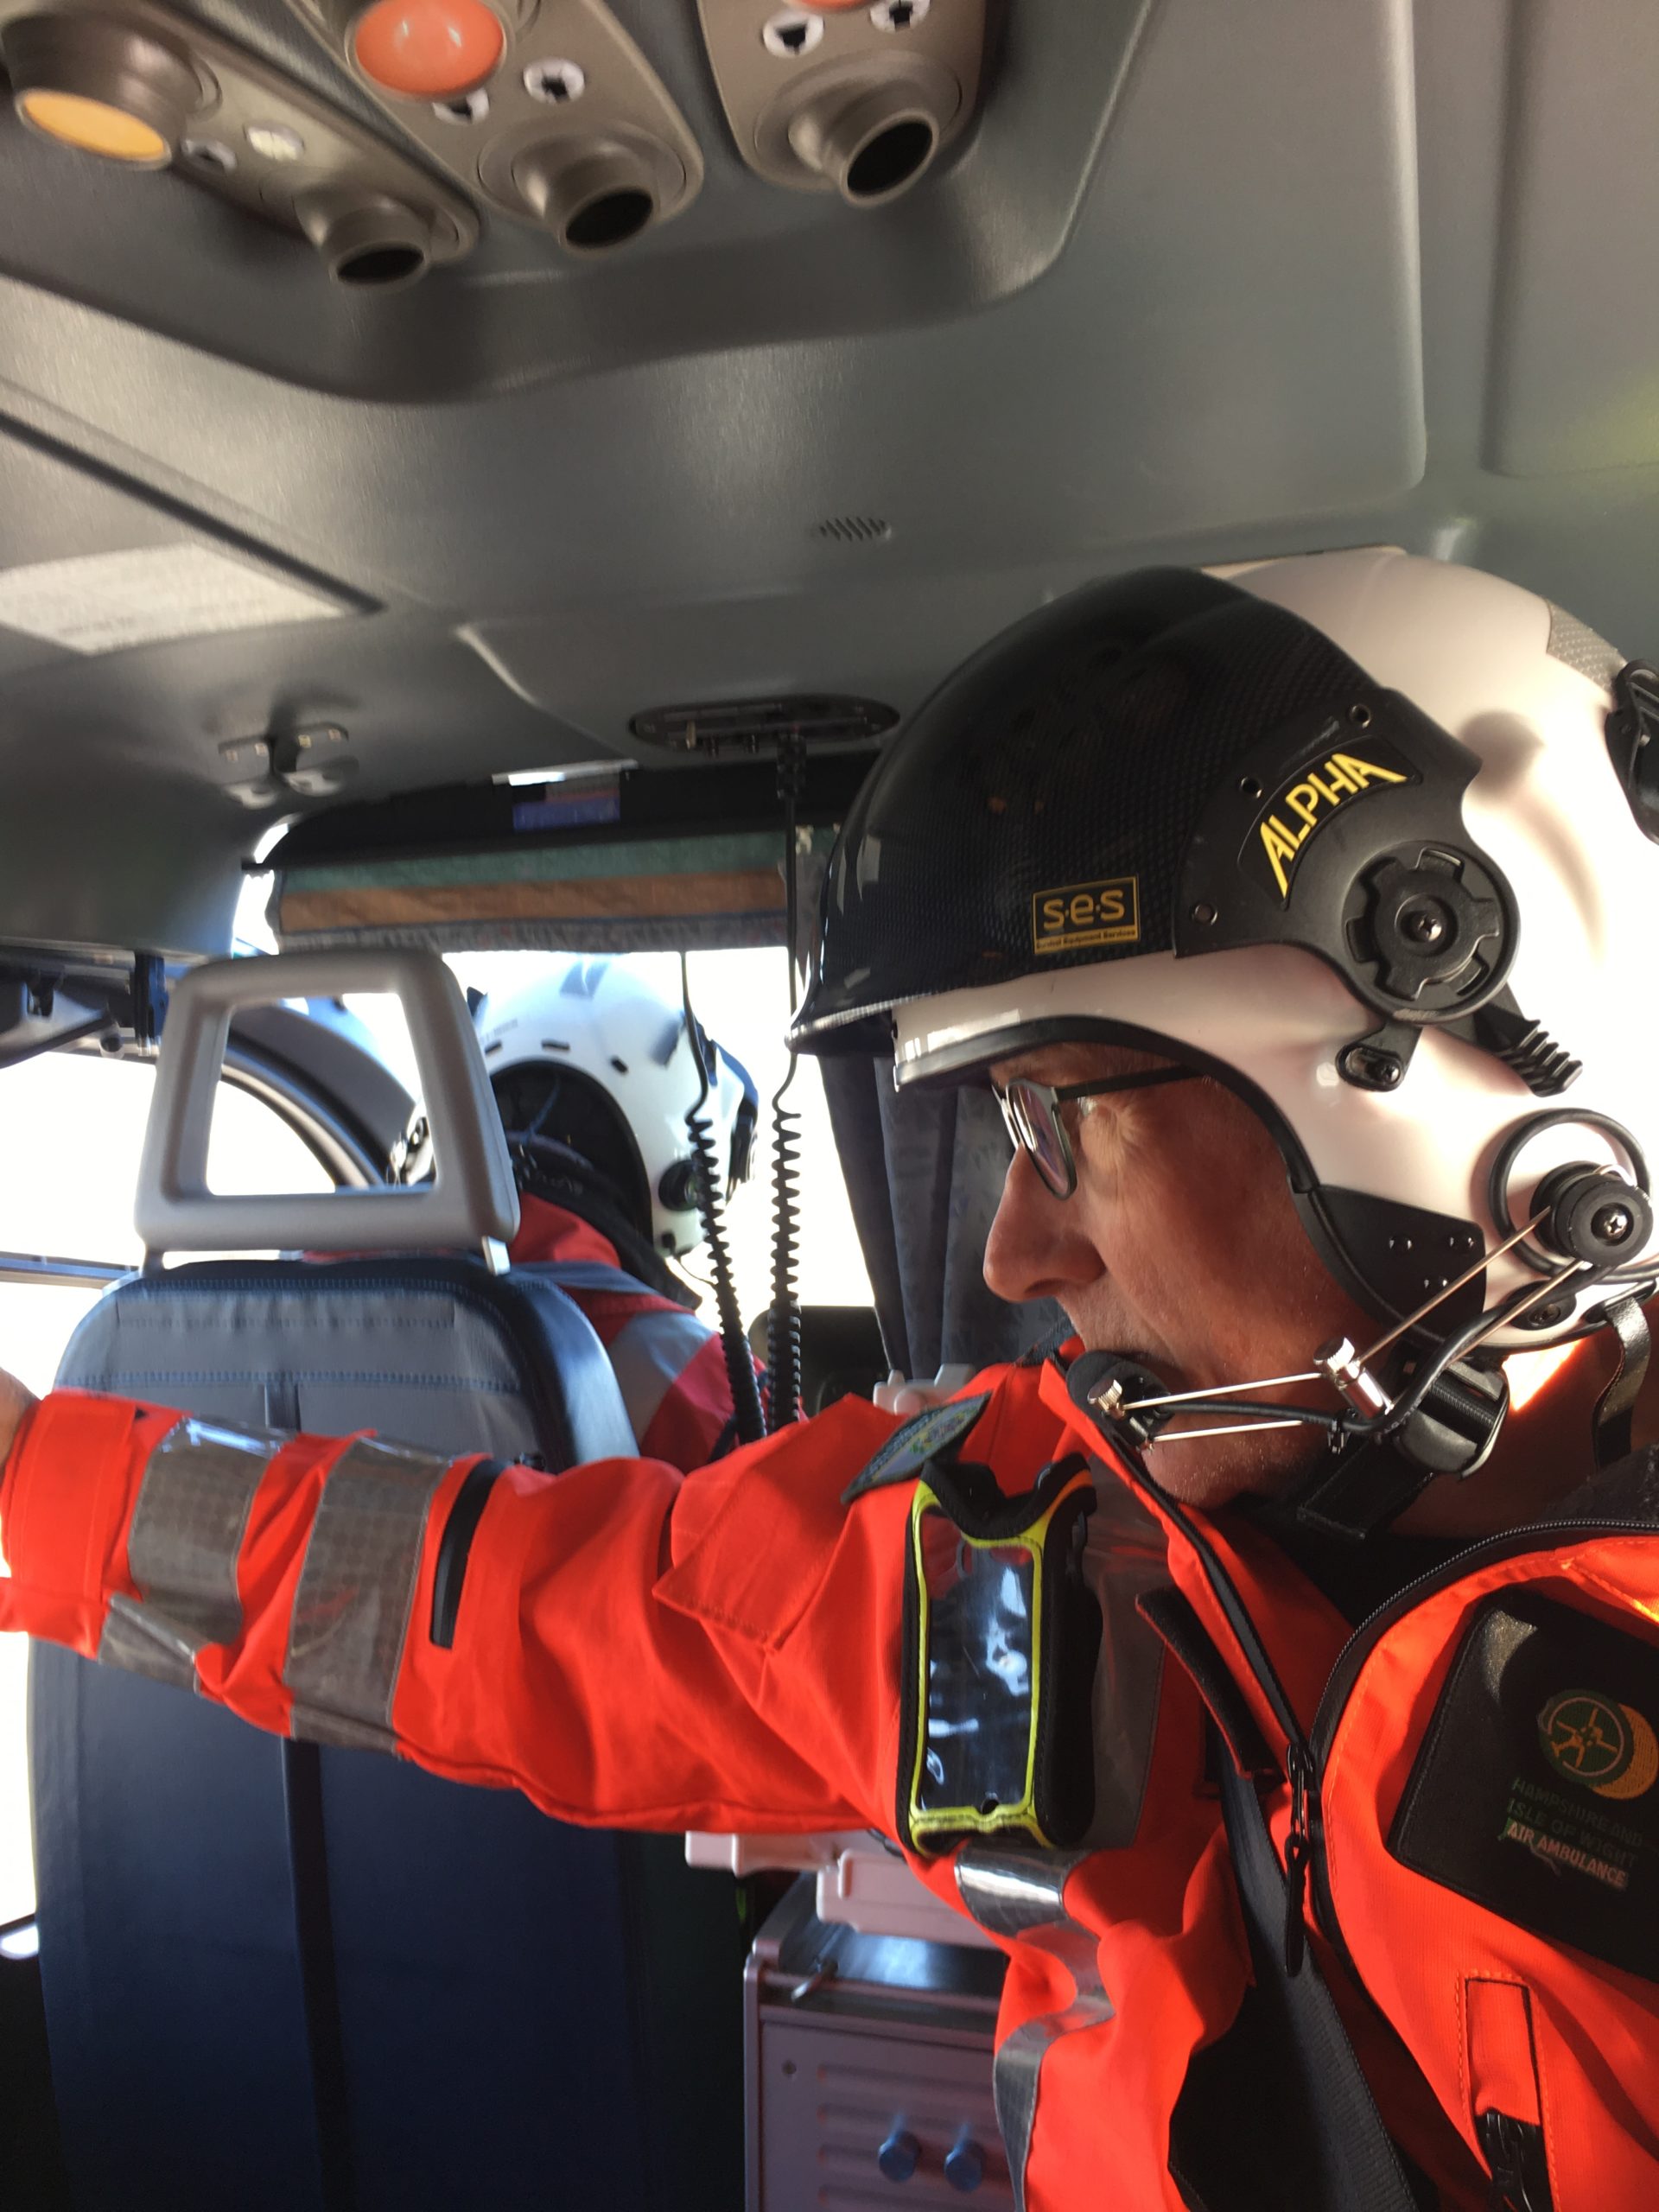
[33,1256,746,2212]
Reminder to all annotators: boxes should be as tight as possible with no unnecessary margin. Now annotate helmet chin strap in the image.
[1076,1172,1656,1541]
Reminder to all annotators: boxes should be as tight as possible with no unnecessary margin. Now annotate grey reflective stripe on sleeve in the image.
[606,1309,717,1446]
[283,1433,454,1752]
[98,1419,283,1692]
[955,1845,1112,2212]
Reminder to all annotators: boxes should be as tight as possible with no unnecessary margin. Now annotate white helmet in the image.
[795,550,1659,1364]
[476,956,757,1255]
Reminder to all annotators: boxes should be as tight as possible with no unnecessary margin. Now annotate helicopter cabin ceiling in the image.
[0,0,1652,957]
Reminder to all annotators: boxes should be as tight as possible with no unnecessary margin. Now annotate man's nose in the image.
[982,1151,1103,1304]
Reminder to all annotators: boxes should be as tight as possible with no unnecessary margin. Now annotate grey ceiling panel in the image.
[0,766,247,957]
[1485,0,1659,477]
[0,425,359,680]
[0,614,590,788]
[465,565,1084,742]
[0,612,603,953]
[0,0,1653,961]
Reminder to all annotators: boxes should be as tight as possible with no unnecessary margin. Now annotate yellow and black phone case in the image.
[897,1452,1100,1856]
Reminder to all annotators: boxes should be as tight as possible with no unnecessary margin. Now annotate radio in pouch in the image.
[898,1453,1102,1855]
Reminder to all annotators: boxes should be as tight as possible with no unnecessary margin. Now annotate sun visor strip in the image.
[98,1419,283,1692]
[273,828,839,955]
[283,1433,453,1751]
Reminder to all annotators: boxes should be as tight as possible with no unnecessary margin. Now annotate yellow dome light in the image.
[1,14,202,171]
[17,88,170,164]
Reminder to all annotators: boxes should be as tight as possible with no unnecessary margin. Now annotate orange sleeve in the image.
[0,1391,185,1652]
[0,1385,914,1838]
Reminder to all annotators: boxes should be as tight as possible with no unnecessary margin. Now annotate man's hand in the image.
[874,1365,976,1417]
[0,1369,37,1478]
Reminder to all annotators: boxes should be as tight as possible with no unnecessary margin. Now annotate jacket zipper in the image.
[1282,1739,1314,1977]
[1096,1424,1608,2212]
[1477,2109,1553,2212]
[1112,1456,1328,1973]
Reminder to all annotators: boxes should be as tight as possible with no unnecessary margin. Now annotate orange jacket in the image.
[507,1192,756,1468]
[2,1355,1656,2209]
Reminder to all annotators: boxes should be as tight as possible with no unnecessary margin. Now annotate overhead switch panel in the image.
[0,0,479,285]
[698,0,985,204]
[283,0,703,252]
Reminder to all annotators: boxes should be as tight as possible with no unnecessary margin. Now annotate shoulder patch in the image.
[842,1392,993,1505]
[1389,1590,1659,1980]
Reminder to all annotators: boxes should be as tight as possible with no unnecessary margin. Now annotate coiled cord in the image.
[766,729,809,1430]
[766,1064,803,1427]
[682,955,766,1446]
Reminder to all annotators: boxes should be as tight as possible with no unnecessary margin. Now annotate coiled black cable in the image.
[681,955,766,1446]
[766,732,809,1428]
[767,1070,803,1426]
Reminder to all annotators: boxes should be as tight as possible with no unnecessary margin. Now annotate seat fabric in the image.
[32,1256,747,2212]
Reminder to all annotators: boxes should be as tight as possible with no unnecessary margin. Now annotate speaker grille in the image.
[813,514,893,544]
[630,694,899,752]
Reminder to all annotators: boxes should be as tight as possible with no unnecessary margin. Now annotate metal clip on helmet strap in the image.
[1066,1351,1174,1450]
[1290,1356,1510,1542]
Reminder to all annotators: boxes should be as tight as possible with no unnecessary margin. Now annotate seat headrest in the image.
[135,949,520,1262]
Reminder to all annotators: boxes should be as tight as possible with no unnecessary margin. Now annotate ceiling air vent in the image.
[813,513,892,543]
[630,694,899,754]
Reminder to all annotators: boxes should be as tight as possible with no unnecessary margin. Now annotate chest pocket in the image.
[1389,1590,1659,1980]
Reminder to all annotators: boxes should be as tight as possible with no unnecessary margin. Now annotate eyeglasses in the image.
[994,1067,1201,1199]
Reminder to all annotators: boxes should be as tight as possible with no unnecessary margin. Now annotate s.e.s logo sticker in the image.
[1032,877,1141,955]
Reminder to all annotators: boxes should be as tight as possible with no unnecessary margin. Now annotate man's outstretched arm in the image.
[0,1376,913,1837]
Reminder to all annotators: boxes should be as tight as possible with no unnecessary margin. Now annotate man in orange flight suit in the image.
[478,954,767,1466]
[5,550,1659,2209]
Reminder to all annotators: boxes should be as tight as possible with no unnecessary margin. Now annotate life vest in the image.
[916,1355,1659,2210]
[2,1351,1656,2209]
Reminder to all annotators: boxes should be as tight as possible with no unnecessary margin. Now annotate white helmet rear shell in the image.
[477,956,753,1255]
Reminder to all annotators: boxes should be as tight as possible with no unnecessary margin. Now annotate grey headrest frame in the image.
[136,950,520,1262]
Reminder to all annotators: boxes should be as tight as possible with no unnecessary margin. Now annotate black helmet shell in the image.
[791,568,1509,1058]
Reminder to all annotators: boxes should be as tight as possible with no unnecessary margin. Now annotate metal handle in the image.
[134,949,519,1262]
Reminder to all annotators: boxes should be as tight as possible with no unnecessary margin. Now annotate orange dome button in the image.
[352,0,504,99]
[17,90,171,163]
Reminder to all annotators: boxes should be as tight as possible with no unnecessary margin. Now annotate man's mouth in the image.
[1075,1327,1176,1389]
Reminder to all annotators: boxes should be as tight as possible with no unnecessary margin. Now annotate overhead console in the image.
[284,0,704,254]
[697,0,984,207]
[0,0,1154,395]
[0,0,477,285]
